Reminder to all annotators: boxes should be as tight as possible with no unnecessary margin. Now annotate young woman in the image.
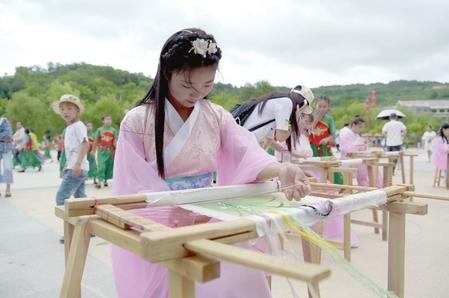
[242,85,314,155]
[431,123,449,176]
[111,28,310,298]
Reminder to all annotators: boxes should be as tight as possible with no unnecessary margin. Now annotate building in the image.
[396,99,449,117]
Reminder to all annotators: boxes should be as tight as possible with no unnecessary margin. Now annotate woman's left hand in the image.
[278,163,311,200]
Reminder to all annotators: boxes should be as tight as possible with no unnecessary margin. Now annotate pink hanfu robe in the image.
[111,99,277,298]
[340,129,383,188]
[431,137,449,172]
[321,129,377,247]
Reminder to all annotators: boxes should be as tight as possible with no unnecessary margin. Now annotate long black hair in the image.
[439,123,449,144]
[251,86,309,151]
[136,28,222,178]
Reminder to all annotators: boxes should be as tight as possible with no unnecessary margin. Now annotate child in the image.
[86,121,98,185]
[42,130,53,161]
[309,95,343,183]
[95,114,117,188]
[110,28,310,298]
[52,94,89,242]
[20,128,43,172]
[431,123,449,178]
[422,125,436,162]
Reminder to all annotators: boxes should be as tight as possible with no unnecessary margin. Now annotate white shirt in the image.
[243,97,292,142]
[422,131,436,150]
[13,127,27,150]
[64,121,89,171]
[382,120,406,146]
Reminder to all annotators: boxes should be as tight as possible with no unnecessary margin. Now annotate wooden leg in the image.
[383,164,393,187]
[301,223,323,298]
[320,168,328,183]
[400,153,406,184]
[409,156,414,185]
[372,209,380,234]
[388,211,406,298]
[169,269,196,298]
[446,153,449,189]
[342,172,352,262]
[63,221,74,265]
[381,210,388,241]
[343,214,351,261]
[60,220,91,298]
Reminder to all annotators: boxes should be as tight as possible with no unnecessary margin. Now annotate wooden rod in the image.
[404,191,449,202]
[185,239,331,284]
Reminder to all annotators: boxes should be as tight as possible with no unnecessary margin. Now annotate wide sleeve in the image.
[340,131,362,154]
[216,111,277,185]
[112,121,168,196]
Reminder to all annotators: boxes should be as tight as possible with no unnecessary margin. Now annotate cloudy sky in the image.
[1,0,448,87]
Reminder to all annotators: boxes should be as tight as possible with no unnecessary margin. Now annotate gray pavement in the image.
[0,149,448,298]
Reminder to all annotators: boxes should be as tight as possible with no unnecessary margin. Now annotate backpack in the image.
[230,100,275,132]
[230,100,259,126]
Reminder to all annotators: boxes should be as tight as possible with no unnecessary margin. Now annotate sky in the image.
[1,0,448,88]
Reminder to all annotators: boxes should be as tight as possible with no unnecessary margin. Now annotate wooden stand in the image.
[55,183,436,298]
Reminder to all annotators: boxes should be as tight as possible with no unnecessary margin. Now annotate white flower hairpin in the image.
[190,38,218,57]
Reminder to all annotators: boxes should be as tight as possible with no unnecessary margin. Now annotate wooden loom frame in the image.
[54,181,441,298]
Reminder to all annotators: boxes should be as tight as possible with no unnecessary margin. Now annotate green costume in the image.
[87,131,97,179]
[59,129,66,177]
[22,133,43,169]
[95,125,118,181]
[309,114,343,184]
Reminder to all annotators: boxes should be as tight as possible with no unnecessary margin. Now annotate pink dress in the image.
[111,99,276,298]
[431,137,449,171]
[340,129,368,186]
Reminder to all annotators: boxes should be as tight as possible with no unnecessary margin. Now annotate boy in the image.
[52,94,89,243]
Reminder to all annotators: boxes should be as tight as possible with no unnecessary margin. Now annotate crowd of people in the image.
[0,110,118,200]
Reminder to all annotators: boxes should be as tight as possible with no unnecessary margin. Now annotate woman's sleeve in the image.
[112,122,168,195]
[216,112,277,185]
[293,135,313,158]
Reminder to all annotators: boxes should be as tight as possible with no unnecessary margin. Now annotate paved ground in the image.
[0,149,448,297]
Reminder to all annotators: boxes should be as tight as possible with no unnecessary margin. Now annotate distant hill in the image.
[2,62,449,107]
[1,62,448,142]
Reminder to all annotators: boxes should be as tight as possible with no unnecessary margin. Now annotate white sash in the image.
[151,99,201,170]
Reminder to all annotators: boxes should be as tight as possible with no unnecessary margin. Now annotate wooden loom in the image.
[56,181,449,298]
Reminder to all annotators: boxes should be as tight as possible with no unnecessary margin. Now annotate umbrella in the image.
[376,109,406,120]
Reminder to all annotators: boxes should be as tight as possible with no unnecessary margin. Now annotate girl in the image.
[242,85,314,155]
[20,128,42,172]
[422,125,436,162]
[309,95,342,183]
[111,28,310,298]
[274,110,314,162]
[340,117,384,187]
[431,123,449,176]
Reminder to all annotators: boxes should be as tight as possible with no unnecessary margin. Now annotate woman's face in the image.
[315,100,329,116]
[443,128,449,138]
[168,65,216,108]
[352,122,365,134]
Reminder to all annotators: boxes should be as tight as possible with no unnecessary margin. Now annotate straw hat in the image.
[290,85,314,114]
[52,94,84,115]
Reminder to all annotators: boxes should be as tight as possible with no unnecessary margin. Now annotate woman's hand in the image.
[278,163,311,200]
